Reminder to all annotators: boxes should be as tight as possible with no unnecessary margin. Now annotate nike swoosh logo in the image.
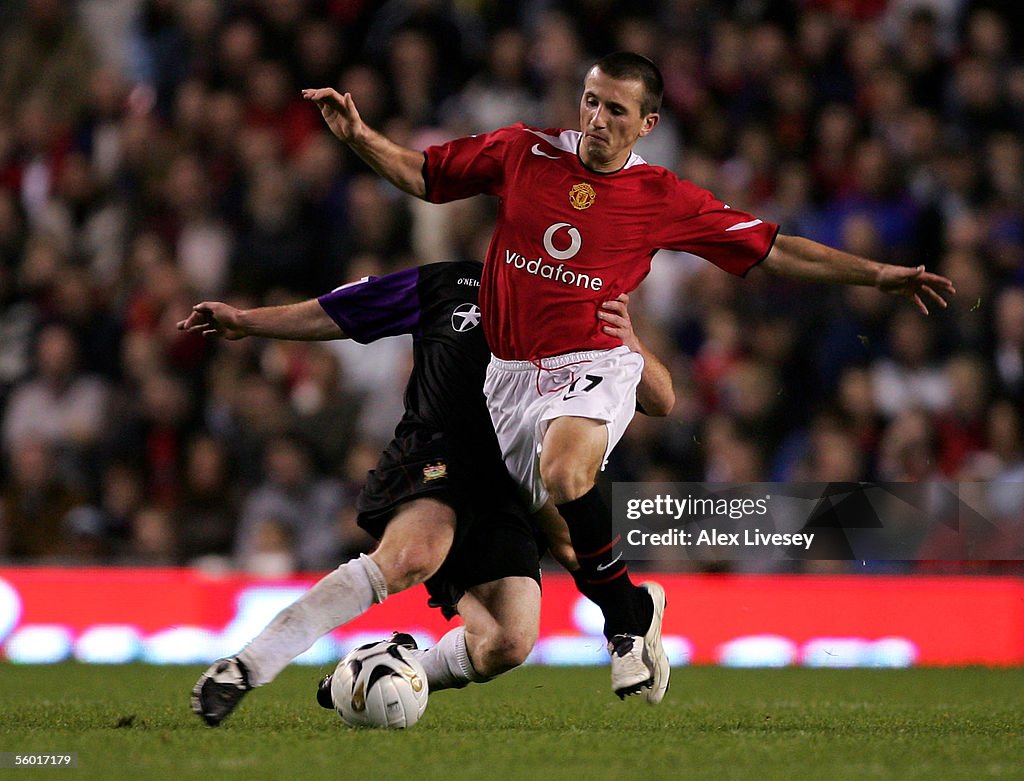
[595,553,623,572]
[725,219,763,232]
[531,143,559,160]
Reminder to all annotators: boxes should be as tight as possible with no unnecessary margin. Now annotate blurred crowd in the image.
[0,0,1021,574]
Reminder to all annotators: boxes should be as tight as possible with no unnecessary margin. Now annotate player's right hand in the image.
[301,87,363,144]
[177,302,248,340]
[598,293,640,352]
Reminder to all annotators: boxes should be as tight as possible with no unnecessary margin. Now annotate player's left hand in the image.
[877,265,956,315]
[598,293,641,351]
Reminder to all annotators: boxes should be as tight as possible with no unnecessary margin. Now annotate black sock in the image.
[570,569,599,604]
[570,568,653,638]
[558,486,652,638]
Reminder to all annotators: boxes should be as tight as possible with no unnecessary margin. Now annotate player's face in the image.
[578,67,659,172]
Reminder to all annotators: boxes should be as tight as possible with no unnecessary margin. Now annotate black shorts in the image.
[356,431,455,539]
[357,431,543,619]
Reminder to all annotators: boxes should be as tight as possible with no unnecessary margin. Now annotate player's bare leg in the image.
[540,416,649,638]
[193,498,454,726]
[411,575,540,691]
[370,498,456,593]
[320,574,541,709]
[540,416,668,702]
[460,576,540,677]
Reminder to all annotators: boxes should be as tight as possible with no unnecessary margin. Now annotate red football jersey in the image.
[423,124,779,360]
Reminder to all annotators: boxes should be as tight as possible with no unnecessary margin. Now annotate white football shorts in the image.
[483,345,644,513]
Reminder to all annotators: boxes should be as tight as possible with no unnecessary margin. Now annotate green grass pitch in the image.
[2,664,1023,780]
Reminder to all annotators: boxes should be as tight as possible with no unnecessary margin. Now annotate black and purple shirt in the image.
[318,261,505,484]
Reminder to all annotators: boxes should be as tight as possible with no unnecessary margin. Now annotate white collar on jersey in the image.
[524,128,648,172]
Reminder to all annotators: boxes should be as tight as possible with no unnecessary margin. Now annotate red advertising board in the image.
[1,569,1022,666]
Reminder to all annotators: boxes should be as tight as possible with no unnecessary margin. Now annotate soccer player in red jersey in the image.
[302,52,955,703]
[183,262,671,726]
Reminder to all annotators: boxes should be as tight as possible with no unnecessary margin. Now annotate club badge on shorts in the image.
[569,183,596,210]
[422,462,447,482]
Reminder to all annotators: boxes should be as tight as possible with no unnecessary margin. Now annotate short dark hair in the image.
[592,52,664,116]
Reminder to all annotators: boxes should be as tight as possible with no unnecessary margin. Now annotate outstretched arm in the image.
[302,87,426,199]
[177,299,345,341]
[598,293,675,416]
[761,234,956,315]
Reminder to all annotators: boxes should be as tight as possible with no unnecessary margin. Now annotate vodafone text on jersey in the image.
[503,222,604,292]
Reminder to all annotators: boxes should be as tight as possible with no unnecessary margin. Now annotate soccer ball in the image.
[330,641,429,728]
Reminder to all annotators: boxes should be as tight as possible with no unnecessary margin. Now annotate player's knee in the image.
[374,542,445,593]
[540,457,594,505]
[475,632,534,677]
[501,634,535,670]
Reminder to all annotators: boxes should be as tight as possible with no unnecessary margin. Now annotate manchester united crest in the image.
[568,183,596,210]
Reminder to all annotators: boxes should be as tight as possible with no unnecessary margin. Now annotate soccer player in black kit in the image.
[184,260,673,726]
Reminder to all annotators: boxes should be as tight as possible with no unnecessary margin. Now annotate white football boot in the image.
[609,633,652,699]
[608,582,670,704]
[639,581,670,705]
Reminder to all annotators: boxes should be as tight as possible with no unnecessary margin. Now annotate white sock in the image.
[414,626,488,691]
[239,554,388,686]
